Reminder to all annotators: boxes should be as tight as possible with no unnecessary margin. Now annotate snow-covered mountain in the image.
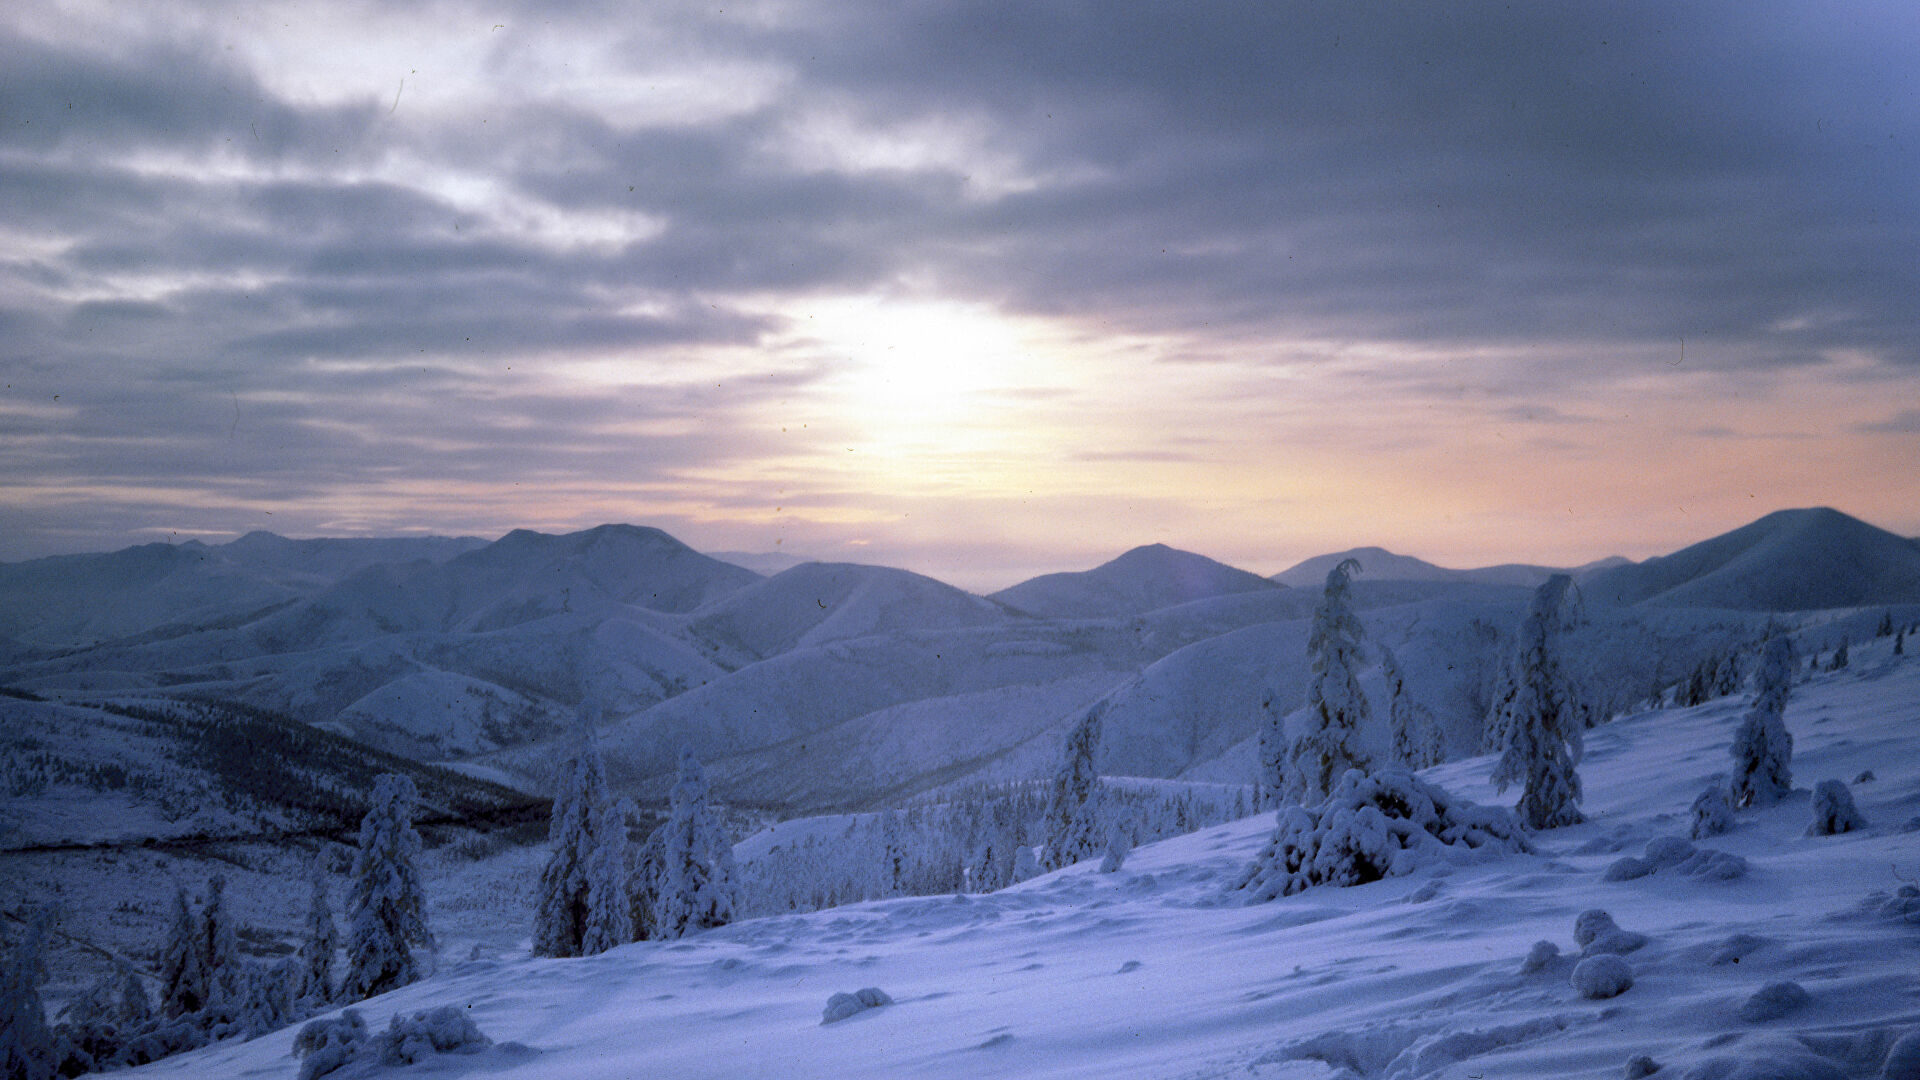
[687,562,1014,661]
[1584,507,1920,610]
[1272,545,1624,589]
[990,543,1279,618]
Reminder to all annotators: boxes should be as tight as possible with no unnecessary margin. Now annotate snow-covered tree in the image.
[1041,698,1109,871]
[201,874,243,1010]
[652,749,739,939]
[1255,687,1288,809]
[1382,644,1445,770]
[295,855,336,1006]
[56,970,122,1073]
[1236,769,1526,901]
[158,884,207,1018]
[1489,575,1586,829]
[343,773,434,1000]
[534,739,632,957]
[1806,779,1866,836]
[1287,559,1372,804]
[1,912,59,1080]
[1828,639,1849,671]
[1098,822,1132,873]
[1689,784,1734,839]
[1728,637,1795,809]
[626,813,663,941]
[117,959,152,1030]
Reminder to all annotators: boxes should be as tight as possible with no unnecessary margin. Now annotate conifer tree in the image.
[116,959,152,1029]
[534,739,631,957]
[0,913,58,1080]
[1287,559,1371,803]
[653,749,739,939]
[295,855,336,1006]
[343,773,434,1000]
[200,874,242,1011]
[1255,688,1288,809]
[1728,636,1795,808]
[1042,698,1109,871]
[1829,639,1849,671]
[1490,575,1585,829]
[158,885,207,1018]
[1382,644,1444,770]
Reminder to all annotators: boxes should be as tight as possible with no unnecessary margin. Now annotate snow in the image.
[991,543,1279,619]
[95,650,1920,1080]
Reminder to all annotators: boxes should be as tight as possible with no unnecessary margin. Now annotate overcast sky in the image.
[3,1,1916,589]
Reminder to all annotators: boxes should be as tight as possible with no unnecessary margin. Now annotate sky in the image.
[2,1,1917,592]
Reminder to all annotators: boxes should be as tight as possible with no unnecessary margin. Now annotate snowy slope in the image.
[1272,546,1608,589]
[991,543,1279,619]
[1585,507,1920,611]
[128,645,1920,1080]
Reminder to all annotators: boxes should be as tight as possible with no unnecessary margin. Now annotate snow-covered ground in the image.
[131,644,1920,1080]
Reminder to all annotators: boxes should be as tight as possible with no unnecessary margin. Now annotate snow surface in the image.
[123,650,1920,1080]
[991,544,1280,619]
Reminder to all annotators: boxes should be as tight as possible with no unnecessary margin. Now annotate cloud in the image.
[1858,410,1920,434]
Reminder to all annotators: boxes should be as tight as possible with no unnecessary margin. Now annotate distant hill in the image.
[991,544,1278,619]
[687,562,1013,660]
[1583,507,1920,610]
[1272,546,1621,589]
[707,550,815,576]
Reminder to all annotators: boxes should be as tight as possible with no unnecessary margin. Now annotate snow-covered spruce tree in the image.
[56,970,121,1073]
[295,855,337,1007]
[158,884,207,1018]
[117,959,153,1030]
[1829,639,1849,671]
[1381,645,1444,770]
[2,913,59,1080]
[1728,636,1795,809]
[533,739,631,957]
[201,873,243,1012]
[1489,575,1586,829]
[652,749,739,940]
[1041,698,1109,871]
[1255,687,1288,810]
[626,817,663,941]
[1099,822,1132,874]
[343,773,434,1000]
[1236,769,1526,901]
[1287,558,1372,804]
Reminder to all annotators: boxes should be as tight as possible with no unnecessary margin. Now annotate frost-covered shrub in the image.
[1807,780,1867,836]
[1729,638,1795,809]
[1519,940,1560,975]
[1691,785,1734,839]
[373,1006,491,1064]
[1625,1054,1661,1079]
[1573,909,1649,956]
[1571,954,1634,999]
[1236,769,1527,902]
[1738,981,1810,1023]
[821,988,893,1025]
[292,1010,368,1080]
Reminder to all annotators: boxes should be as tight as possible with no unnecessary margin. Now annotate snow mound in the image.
[1738,980,1810,1023]
[1519,939,1561,974]
[821,987,894,1024]
[1691,785,1734,839]
[1807,779,1867,836]
[294,1006,494,1080]
[1572,954,1635,999]
[1236,769,1527,901]
[1604,837,1749,882]
[1574,909,1649,956]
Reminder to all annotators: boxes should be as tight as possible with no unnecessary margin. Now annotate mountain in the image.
[990,544,1278,619]
[1271,546,1614,589]
[707,549,815,576]
[687,562,1012,661]
[1583,506,1920,610]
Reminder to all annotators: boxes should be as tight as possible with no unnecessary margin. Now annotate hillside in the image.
[991,543,1279,619]
[687,562,1013,661]
[120,643,1920,1080]
[1585,507,1920,610]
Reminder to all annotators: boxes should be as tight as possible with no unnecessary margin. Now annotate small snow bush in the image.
[292,1010,368,1080]
[1236,769,1527,902]
[1604,837,1747,882]
[1807,780,1867,836]
[1571,954,1634,999]
[1574,909,1649,956]
[1691,785,1734,839]
[1519,940,1560,975]
[373,1006,491,1064]
[1625,1054,1661,1079]
[820,988,893,1025]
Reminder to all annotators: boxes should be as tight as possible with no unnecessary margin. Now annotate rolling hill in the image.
[991,544,1279,619]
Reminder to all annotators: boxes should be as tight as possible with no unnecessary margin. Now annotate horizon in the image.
[4,4,1917,588]
[5,502,1904,596]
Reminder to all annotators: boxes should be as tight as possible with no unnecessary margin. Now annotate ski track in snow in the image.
[126,650,1920,1080]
